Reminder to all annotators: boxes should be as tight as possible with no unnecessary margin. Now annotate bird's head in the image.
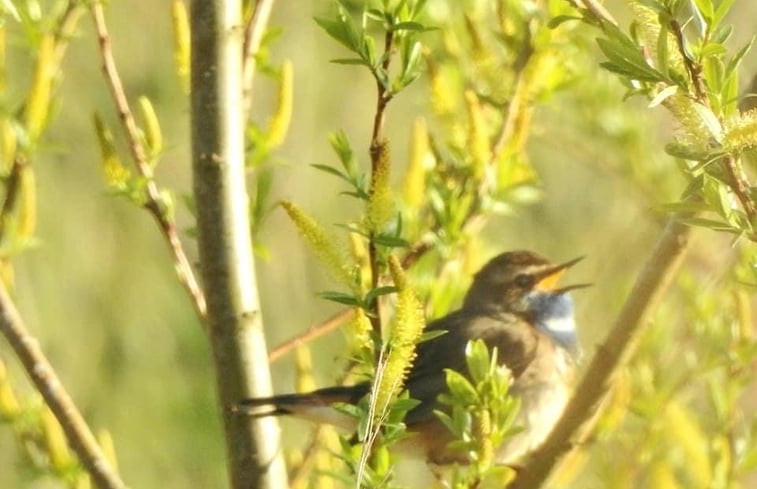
[462,250,589,349]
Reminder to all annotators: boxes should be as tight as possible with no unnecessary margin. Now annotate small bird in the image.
[238,250,588,465]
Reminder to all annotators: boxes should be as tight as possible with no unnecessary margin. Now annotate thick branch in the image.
[508,215,694,489]
[190,1,287,488]
[90,3,206,320]
[0,281,127,489]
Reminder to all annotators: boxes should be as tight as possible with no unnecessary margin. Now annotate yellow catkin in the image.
[348,231,370,294]
[137,96,163,161]
[734,290,753,340]
[171,0,191,93]
[267,60,293,149]
[294,346,316,393]
[650,460,682,489]
[723,109,757,152]
[97,429,119,472]
[597,368,631,434]
[664,401,711,486]
[663,93,713,152]
[0,26,5,93]
[280,200,353,287]
[25,34,55,141]
[0,359,20,419]
[403,117,433,208]
[367,139,394,234]
[628,2,685,75]
[16,165,36,239]
[1,118,16,172]
[372,256,424,418]
[464,90,490,180]
[428,58,457,116]
[93,114,130,189]
[41,408,72,471]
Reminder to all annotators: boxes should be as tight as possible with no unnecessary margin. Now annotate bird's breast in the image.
[496,348,574,464]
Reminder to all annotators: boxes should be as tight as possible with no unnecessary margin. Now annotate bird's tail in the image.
[235,384,370,427]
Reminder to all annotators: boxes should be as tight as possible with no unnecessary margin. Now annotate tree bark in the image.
[190,1,288,488]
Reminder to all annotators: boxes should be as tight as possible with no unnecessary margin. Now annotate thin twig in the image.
[508,215,694,489]
[242,0,277,120]
[90,2,207,320]
[0,157,25,242]
[566,0,618,26]
[269,308,355,363]
[0,281,127,489]
[721,154,756,225]
[669,19,708,104]
[366,30,396,340]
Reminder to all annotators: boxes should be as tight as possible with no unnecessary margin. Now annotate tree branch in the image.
[90,2,207,320]
[508,215,694,489]
[0,281,127,489]
[190,0,287,487]
[242,0,277,121]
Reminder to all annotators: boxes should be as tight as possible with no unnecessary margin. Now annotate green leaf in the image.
[418,329,447,343]
[373,233,410,248]
[313,3,364,54]
[330,58,372,66]
[443,369,478,405]
[547,15,582,29]
[596,37,666,82]
[692,103,723,142]
[725,36,754,78]
[364,286,399,307]
[390,21,427,32]
[656,23,669,78]
[311,163,350,182]
[677,217,737,232]
[713,0,737,28]
[648,85,678,108]
[319,291,361,306]
[465,340,491,384]
[692,0,714,23]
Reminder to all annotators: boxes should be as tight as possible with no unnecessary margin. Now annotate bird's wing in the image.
[404,311,536,425]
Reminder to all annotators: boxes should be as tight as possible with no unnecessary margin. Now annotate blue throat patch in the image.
[525,292,579,352]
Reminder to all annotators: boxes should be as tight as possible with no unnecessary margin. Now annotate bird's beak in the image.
[534,256,586,292]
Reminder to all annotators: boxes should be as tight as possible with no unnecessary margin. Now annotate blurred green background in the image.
[0,0,755,487]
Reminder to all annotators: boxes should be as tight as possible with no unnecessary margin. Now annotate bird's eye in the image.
[514,274,531,287]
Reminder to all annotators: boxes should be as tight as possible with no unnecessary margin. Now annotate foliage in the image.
[0,0,754,488]
[435,340,520,489]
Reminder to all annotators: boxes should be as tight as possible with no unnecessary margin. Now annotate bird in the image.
[237,250,588,465]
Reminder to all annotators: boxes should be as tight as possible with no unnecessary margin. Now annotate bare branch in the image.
[269,308,355,363]
[721,154,756,225]
[242,0,277,120]
[508,215,694,489]
[0,281,127,489]
[90,2,207,320]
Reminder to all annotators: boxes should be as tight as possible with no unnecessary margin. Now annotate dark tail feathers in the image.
[234,383,370,417]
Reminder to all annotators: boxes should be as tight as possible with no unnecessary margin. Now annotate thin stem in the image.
[0,281,127,489]
[670,19,708,104]
[508,215,694,489]
[366,30,395,340]
[242,0,277,120]
[268,308,355,363]
[90,2,207,320]
[721,154,756,226]
[0,156,25,242]
[566,0,618,26]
